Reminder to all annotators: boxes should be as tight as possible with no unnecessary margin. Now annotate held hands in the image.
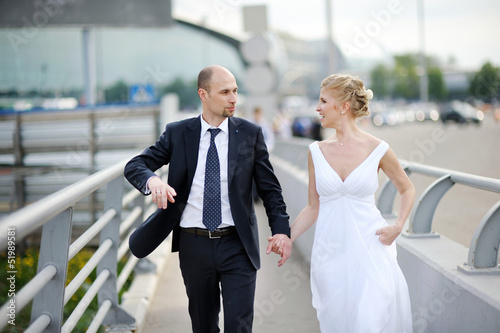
[148,177,177,209]
[375,224,403,246]
[266,234,292,267]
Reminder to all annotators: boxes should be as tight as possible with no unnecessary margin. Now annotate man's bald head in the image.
[197,65,233,93]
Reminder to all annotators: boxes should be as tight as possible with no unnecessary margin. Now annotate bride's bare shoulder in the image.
[360,131,382,149]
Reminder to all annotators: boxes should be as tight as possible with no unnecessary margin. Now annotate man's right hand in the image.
[148,177,177,209]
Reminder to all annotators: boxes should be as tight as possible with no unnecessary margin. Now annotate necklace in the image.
[337,137,349,146]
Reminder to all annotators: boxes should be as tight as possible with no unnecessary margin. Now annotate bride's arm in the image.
[290,150,320,242]
[267,150,319,255]
[377,147,415,245]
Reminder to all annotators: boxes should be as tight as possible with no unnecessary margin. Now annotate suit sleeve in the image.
[124,123,172,194]
[253,126,291,237]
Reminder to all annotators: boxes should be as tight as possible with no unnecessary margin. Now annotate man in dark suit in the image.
[124,65,292,332]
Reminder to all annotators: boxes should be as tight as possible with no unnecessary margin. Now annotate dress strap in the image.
[371,140,389,161]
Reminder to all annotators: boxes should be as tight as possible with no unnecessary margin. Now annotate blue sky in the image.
[174,0,500,70]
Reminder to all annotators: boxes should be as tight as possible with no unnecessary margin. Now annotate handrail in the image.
[400,161,500,193]
[0,160,127,250]
[377,160,500,274]
[0,159,161,331]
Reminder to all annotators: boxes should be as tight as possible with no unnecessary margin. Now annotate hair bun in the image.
[365,89,373,100]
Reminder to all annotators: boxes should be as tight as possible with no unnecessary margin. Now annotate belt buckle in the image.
[208,230,221,239]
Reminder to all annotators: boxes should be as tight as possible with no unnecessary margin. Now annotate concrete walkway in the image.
[139,202,320,333]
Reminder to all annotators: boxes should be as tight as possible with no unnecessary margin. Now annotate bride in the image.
[271,74,414,332]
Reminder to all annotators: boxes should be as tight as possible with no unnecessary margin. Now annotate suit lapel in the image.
[228,117,244,186]
[185,116,201,184]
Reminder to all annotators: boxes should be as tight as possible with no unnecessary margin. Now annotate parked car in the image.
[440,101,484,125]
[412,102,440,122]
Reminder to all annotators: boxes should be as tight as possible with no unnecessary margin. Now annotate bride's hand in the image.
[375,224,403,246]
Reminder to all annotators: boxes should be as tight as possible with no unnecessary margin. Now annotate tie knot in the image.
[208,128,221,141]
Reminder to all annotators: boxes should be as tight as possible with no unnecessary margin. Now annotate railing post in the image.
[30,208,73,332]
[403,174,454,238]
[458,200,500,274]
[13,113,25,210]
[377,179,397,217]
[90,111,97,225]
[97,176,135,329]
[131,194,146,231]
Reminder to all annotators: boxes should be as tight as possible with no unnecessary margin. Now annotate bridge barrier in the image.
[0,105,160,215]
[0,158,167,332]
[272,138,500,332]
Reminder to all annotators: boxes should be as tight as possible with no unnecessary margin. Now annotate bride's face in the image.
[316,88,342,128]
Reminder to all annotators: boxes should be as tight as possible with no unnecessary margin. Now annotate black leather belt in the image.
[181,226,236,239]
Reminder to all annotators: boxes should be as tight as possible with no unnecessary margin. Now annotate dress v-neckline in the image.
[315,141,383,183]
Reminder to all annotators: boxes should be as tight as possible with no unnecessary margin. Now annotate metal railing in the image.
[0,159,160,332]
[377,161,500,274]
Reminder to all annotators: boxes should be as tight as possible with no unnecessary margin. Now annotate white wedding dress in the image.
[309,141,412,333]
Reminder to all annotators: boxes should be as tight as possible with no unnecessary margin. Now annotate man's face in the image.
[200,67,238,123]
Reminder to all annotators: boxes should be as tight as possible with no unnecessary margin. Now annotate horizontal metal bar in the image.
[117,256,139,292]
[65,239,113,305]
[61,269,111,333]
[0,265,57,330]
[86,299,112,333]
[25,313,52,333]
[119,206,142,237]
[450,173,500,193]
[0,105,159,122]
[118,232,133,261]
[122,188,141,207]
[401,160,500,193]
[0,160,128,251]
[2,141,152,155]
[68,208,116,261]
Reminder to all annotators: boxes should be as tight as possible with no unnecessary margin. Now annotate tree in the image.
[427,66,447,101]
[104,80,128,103]
[469,62,499,103]
[392,54,420,100]
[370,54,450,101]
[160,78,199,110]
[370,64,391,98]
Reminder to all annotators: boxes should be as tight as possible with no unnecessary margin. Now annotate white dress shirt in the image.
[179,116,235,229]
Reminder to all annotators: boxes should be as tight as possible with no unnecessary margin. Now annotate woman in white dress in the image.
[271,74,415,332]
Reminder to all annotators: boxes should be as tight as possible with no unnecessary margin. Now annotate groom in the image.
[124,65,292,332]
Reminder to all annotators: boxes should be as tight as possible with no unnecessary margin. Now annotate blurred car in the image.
[440,101,484,125]
[371,110,399,127]
[412,102,440,122]
[415,108,440,122]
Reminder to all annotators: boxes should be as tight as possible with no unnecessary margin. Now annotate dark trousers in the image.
[179,229,257,333]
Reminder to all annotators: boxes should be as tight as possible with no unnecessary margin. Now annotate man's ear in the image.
[198,88,207,101]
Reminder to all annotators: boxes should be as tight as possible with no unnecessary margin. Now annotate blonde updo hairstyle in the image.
[321,74,373,118]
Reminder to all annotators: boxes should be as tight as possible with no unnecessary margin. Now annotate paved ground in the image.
[140,202,320,333]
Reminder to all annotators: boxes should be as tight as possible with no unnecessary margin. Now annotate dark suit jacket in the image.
[124,115,290,269]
